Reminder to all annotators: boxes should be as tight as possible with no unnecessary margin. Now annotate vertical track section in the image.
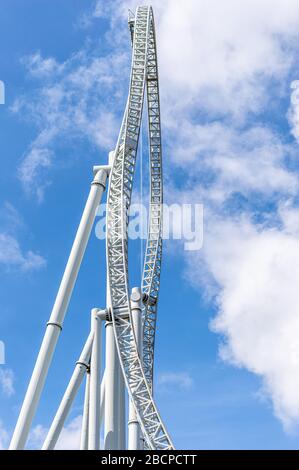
[106,6,173,450]
[142,9,163,392]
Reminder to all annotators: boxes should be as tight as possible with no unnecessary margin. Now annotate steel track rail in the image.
[141,7,163,392]
[106,6,173,450]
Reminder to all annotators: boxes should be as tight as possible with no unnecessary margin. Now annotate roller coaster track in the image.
[9,5,174,452]
[106,6,174,450]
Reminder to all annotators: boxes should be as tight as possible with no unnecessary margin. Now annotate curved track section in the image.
[141,8,163,391]
[106,6,173,450]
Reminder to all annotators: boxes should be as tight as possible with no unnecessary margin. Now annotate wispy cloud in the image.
[77,0,118,29]
[125,0,299,433]
[158,372,193,391]
[185,210,299,432]
[0,203,46,272]
[21,51,65,78]
[166,123,297,208]
[12,42,129,200]
[288,80,299,143]
[0,420,9,450]
[0,233,45,271]
[28,415,82,450]
[0,368,15,397]
[0,202,24,232]
[56,415,82,450]
[10,0,299,435]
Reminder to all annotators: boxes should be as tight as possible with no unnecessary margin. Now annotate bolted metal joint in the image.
[142,293,157,306]
[91,168,109,190]
[131,287,142,302]
[93,308,111,321]
[46,321,63,331]
[75,360,90,372]
[105,308,112,321]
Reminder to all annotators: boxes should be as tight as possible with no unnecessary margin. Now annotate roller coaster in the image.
[9,5,174,451]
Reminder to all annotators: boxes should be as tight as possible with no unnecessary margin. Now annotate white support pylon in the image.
[104,320,119,450]
[99,368,106,428]
[81,368,105,451]
[128,287,142,450]
[80,371,90,450]
[88,309,103,450]
[42,332,94,450]
[10,169,108,450]
[9,7,175,452]
[104,272,124,450]
[118,359,126,450]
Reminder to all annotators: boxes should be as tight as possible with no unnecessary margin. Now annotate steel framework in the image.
[9,5,174,451]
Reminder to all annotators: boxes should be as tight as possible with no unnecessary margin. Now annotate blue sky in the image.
[2,0,299,450]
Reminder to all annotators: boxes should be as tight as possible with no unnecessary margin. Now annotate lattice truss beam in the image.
[106,6,173,450]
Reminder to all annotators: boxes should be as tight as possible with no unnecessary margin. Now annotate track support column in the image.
[9,168,108,450]
[80,370,90,450]
[128,287,142,450]
[118,358,126,449]
[104,320,119,450]
[42,332,93,450]
[88,309,103,449]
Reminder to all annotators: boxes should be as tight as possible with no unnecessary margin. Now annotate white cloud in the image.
[120,2,299,432]
[0,202,46,272]
[288,80,299,142]
[111,0,299,121]
[279,201,299,236]
[18,147,52,202]
[28,424,48,449]
[77,0,122,28]
[167,123,297,206]
[56,415,82,450]
[0,421,9,450]
[29,415,82,450]
[0,368,15,397]
[158,372,193,390]
[0,233,46,272]
[184,212,299,431]
[21,51,65,78]
[11,0,299,435]
[92,1,111,19]
[0,202,23,231]
[15,0,299,199]
[13,47,128,199]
